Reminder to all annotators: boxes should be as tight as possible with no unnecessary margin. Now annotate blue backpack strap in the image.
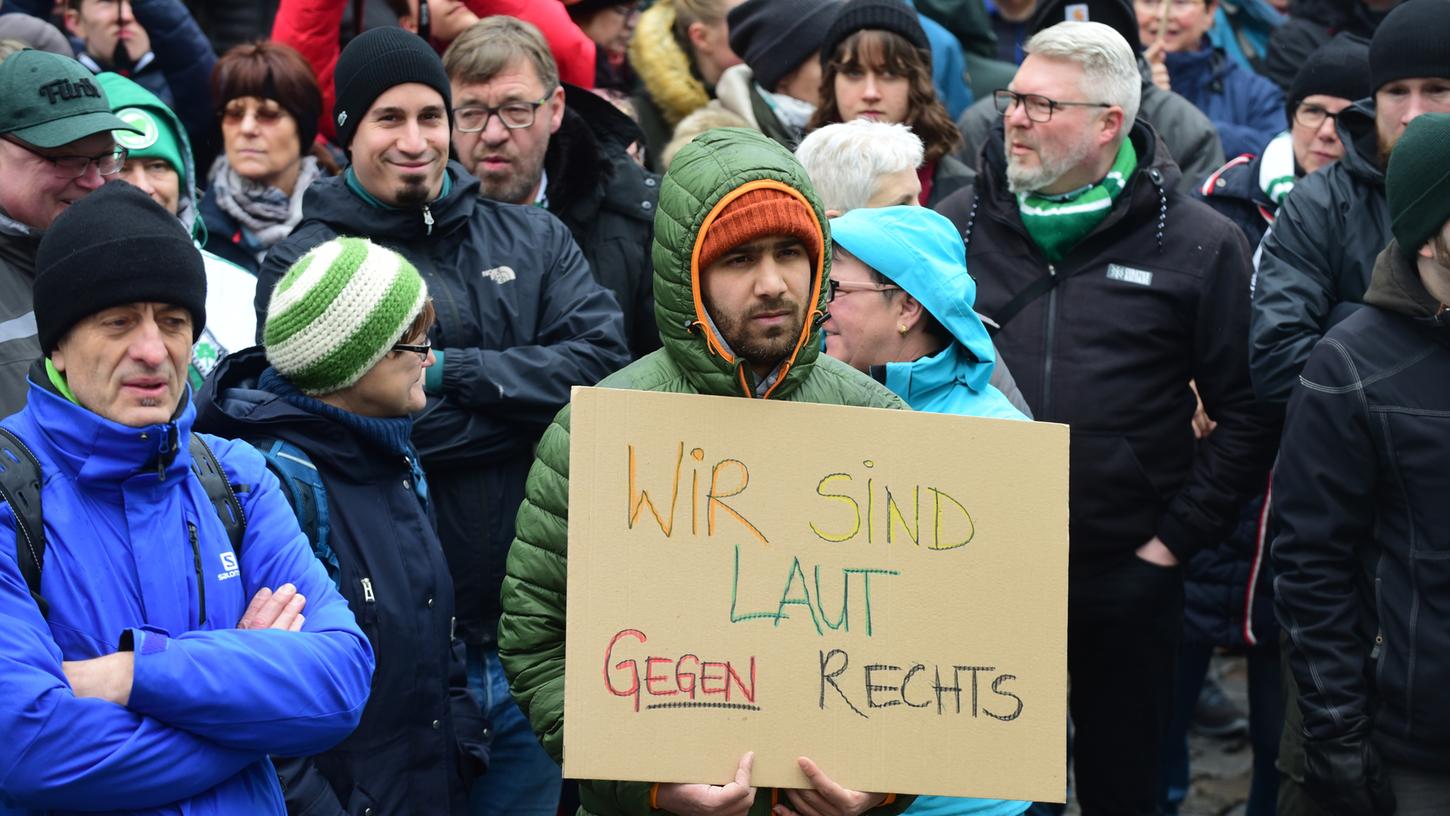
[0,427,47,618]
[249,438,336,586]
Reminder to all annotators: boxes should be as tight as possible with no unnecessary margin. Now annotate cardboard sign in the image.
[564,387,1069,802]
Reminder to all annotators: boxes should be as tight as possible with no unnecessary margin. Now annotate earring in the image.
[898,324,909,335]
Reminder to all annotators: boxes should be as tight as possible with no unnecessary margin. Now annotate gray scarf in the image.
[207,155,321,252]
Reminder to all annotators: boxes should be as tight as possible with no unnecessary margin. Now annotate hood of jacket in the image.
[546,84,655,226]
[1333,98,1384,187]
[96,72,201,241]
[300,161,479,242]
[828,205,999,400]
[629,0,710,126]
[1363,239,1448,324]
[194,346,403,479]
[653,127,829,400]
[1164,44,1237,97]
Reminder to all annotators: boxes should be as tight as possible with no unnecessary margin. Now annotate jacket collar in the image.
[305,161,478,241]
[880,343,988,409]
[1363,240,1450,331]
[23,360,194,488]
[1332,99,1384,187]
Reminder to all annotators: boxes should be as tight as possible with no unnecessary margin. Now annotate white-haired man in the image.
[938,21,1275,814]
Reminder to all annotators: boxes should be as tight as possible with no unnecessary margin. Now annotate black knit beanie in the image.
[1287,33,1371,125]
[332,26,452,150]
[34,184,206,353]
[1029,0,1141,55]
[1387,112,1450,256]
[819,0,929,66]
[1369,0,1450,93]
[729,0,841,93]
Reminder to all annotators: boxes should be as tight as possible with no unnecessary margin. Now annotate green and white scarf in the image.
[1018,138,1138,262]
[1258,130,1296,206]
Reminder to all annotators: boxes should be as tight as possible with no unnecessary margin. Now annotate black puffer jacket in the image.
[937,121,1275,564]
[195,348,488,815]
[1273,242,1450,771]
[256,165,630,648]
[1250,100,1391,406]
[544,85,660,358]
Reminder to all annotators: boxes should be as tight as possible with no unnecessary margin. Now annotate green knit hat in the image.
[264,236,428,395]
[1387,113,1450,256]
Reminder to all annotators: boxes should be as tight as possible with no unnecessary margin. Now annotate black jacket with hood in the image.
[195,348,488,815]
[937,120,1276,564]
[1273,242,1450,771]
[543,85,660,358]
[1250,99,1392,406]
[255,164,630,648]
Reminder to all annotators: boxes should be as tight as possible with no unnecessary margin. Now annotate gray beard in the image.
[1005,134,1095,195]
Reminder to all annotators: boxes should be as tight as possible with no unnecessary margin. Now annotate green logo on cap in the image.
[115,108,158,150]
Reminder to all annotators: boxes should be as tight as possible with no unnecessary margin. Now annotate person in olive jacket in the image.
[499,128,914,816]
[200,237,488,814]
[1272,113,1450,816]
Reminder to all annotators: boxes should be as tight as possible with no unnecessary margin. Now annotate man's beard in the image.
[393,172,434,207]
[709,296,806,373]
[1005,129,1095,194]
[477,150,547,206]
[1377,120,1400,170]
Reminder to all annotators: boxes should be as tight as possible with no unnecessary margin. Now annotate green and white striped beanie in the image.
[264,236,427,395]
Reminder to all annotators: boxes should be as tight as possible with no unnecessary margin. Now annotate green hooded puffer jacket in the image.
[498,129,911,816]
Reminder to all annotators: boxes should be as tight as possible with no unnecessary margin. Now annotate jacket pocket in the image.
[1069,431,1164,553]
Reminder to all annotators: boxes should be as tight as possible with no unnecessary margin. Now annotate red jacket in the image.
[273,0,594,144]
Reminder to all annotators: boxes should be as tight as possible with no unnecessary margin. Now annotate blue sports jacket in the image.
[0,372,374,814]
[831,206,1028,424]
[1163,44,1285,159]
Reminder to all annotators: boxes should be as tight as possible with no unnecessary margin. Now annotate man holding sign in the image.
[499,127,917,816]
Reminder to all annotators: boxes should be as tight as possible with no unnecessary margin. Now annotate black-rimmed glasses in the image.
[2,135,127,178]
[391,340,432,359]
[826,279,901,303]
[454,93,555,132]
[1293,103,1342,130]
[993,89,1111,123]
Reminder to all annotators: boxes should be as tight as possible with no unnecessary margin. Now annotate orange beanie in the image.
[696,188,822,274]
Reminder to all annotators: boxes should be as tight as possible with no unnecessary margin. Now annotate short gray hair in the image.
[1024,21,1141,134]
[796,120,925,213]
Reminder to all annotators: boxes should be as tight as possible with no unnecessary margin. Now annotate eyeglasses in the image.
[220,100,289,126]
[826,278,901,302]
[1131,0,1206,11]
[1293,103,1342,130]
[454,93,554,132]
[2,135,127,178]
[993,89,1111,123]
[391,340,432,359]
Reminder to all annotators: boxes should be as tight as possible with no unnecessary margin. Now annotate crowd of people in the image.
[0,0,1446,814]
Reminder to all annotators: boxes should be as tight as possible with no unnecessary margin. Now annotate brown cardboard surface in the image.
[564,386,1069,802]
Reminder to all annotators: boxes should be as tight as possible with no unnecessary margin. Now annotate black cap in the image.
[729,0,841,93]
[820,0,930,66]
[1028,0,1141,55]
[1369,0,1450,93]
[1287,33,1371,125]
[34,183,206,353]
[332,26,452,149]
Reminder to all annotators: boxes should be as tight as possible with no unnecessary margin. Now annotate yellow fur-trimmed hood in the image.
[628,0,710,127]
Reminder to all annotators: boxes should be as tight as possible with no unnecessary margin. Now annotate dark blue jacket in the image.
[0,371,373,814]
[195,349,488,815]
[1163,44,1285,159]
[1195,151,1278,251]
[256,164,629,648]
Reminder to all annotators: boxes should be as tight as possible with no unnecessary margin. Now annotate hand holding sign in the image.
[775,758,888,816]
[657,752,758,816]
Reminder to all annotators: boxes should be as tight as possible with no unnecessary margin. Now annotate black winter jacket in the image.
[1273,243,1450,771]
[937,121,1275,564]
[195,348,488,815]
[1250,100,1391,406]
[544,86,660,358]
[255,165,630,647]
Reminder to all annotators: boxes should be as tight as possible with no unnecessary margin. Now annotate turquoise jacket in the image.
[830,208,1028,816]
[830,207,1026,423]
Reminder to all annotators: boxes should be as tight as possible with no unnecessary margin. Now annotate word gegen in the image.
[603,629,759,713]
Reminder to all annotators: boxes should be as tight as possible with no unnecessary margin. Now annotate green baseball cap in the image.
[0,50,141,148]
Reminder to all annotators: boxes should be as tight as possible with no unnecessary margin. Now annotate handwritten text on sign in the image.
[564,387,1069,802]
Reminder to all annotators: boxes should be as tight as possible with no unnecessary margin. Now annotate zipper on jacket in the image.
[423,205,435,236]
[188,522,207,626]
[361,577,377,624]
[1041,265,1058,417]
